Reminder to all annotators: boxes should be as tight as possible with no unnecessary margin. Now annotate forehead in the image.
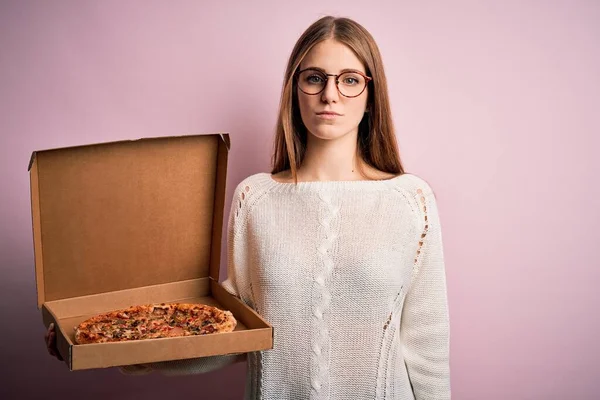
[300,39,365,73]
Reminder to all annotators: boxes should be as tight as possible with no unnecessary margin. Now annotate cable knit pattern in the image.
[310,191,339,399]
[141,172,451,400]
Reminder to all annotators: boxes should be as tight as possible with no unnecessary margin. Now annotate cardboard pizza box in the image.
[28,133,273,370]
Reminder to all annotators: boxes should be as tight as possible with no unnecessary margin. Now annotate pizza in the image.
[73,303,236,344]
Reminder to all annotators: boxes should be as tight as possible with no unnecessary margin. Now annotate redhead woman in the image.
[47,15,451,400]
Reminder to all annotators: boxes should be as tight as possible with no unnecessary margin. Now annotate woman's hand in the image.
[44,323,63,361]
[45,323,151,374]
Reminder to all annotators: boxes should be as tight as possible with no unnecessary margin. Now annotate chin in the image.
[306,124,354,141]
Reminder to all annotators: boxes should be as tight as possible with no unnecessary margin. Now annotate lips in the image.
[316,111,342,116]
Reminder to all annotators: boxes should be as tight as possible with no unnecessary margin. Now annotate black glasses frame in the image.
[295,68,373,98]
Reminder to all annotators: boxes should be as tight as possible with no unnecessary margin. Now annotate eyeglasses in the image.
[295,68,372,98]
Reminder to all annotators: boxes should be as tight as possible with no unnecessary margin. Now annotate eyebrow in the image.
[302,66,366,75]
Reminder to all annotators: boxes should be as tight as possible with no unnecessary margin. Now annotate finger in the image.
[47,341,63,361]
[48,332,56,351]
[45,324,53,341]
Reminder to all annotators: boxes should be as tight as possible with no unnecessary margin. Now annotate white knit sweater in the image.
[135,172,451,400]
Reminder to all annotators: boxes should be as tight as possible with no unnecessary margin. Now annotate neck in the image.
[298,130,366,182]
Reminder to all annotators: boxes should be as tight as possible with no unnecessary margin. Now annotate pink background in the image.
[1,1,598,399]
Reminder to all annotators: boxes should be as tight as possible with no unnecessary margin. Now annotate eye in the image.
[341,74,362,85]
[306,74,325,84]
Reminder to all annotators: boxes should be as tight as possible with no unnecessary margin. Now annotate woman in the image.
[46,15,451,400]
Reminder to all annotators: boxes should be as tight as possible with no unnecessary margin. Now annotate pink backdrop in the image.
[1,1,598,399]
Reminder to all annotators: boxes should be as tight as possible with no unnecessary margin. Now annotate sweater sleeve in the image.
[220,181,249,302]
[400,184,451,399]
[119,181,251,377]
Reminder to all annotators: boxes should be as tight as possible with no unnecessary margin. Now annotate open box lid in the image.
[29,134,230,308]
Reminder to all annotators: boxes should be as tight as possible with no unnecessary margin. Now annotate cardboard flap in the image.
[29,134,229,308]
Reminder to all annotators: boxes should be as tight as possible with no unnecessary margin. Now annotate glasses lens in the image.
[337,72,367,97]
[298,70,327,95]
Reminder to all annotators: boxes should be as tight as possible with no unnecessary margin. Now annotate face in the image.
[296,39,369,142]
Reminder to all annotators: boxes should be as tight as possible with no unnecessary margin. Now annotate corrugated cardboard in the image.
[29,133,273,370]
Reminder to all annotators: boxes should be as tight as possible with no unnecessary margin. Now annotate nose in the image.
[320,76,339,103]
